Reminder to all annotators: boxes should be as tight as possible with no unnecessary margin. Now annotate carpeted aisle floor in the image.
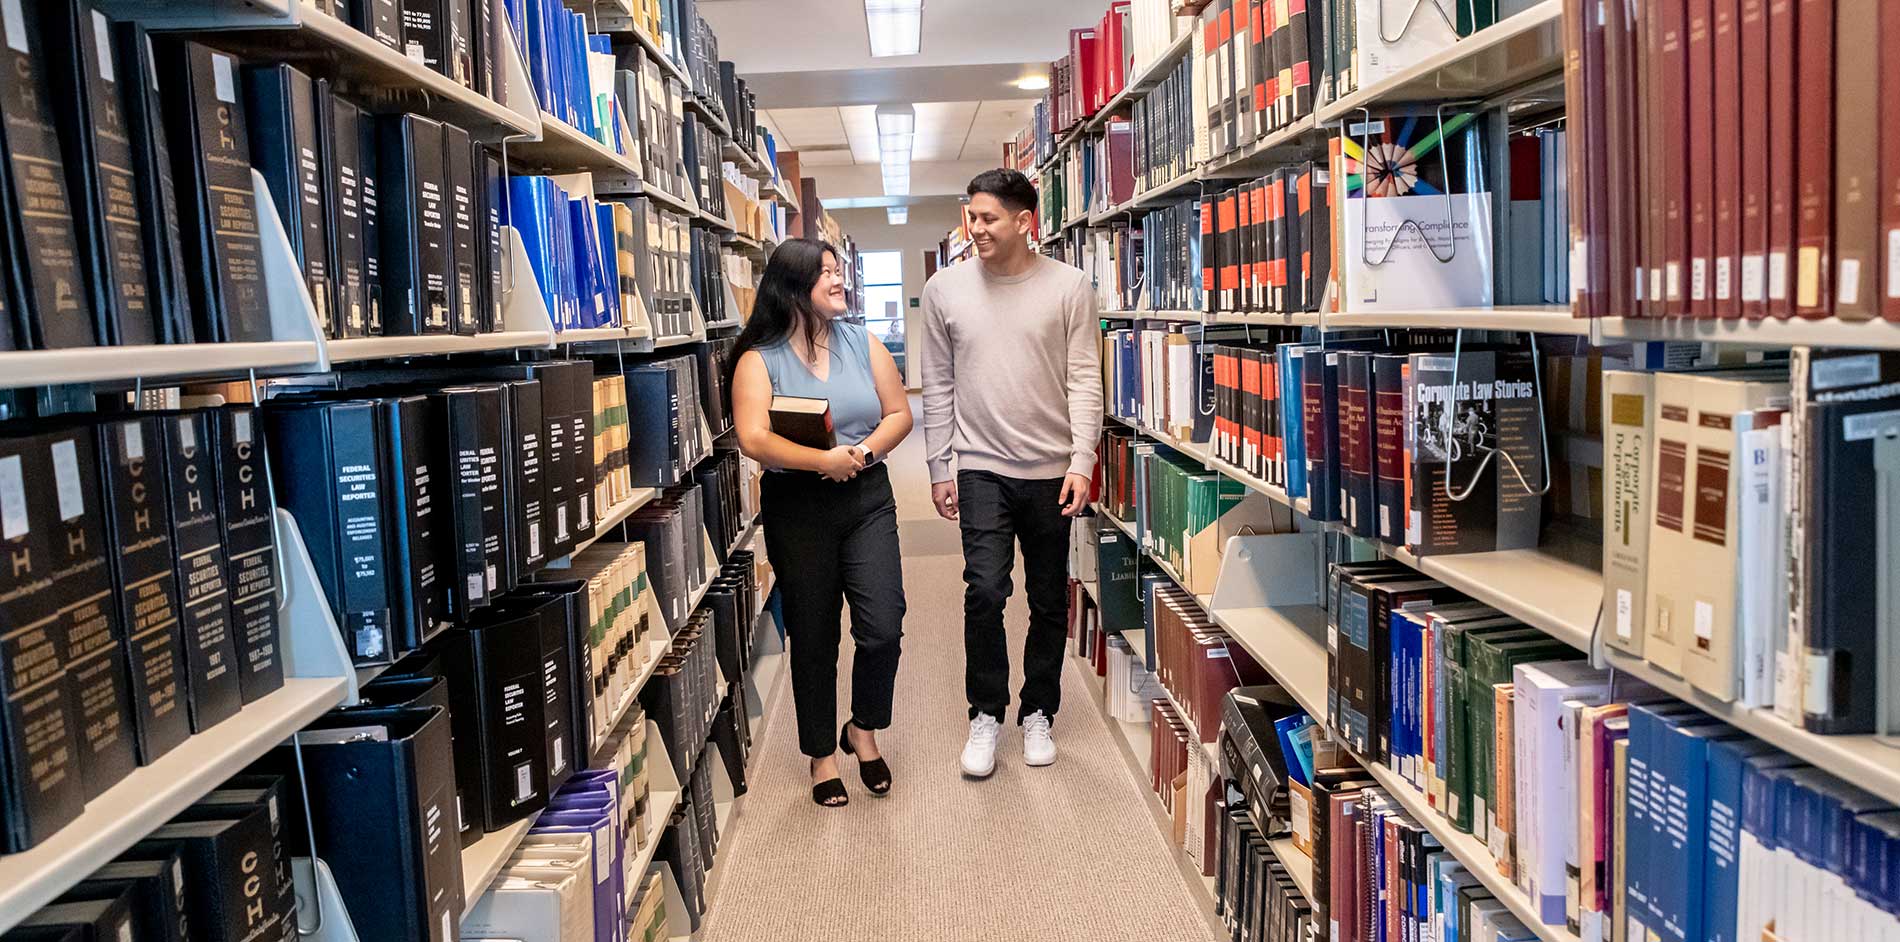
[700,399,1222,942]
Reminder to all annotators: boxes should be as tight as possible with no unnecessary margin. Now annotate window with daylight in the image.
[861,251,907,373]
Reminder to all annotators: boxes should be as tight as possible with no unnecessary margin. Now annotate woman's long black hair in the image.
[725,237,839,389]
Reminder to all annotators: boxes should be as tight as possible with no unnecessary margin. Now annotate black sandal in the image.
[839,721,893,796]
[810,761,849,807]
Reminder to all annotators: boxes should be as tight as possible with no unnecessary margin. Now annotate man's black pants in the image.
[957,469,1070,725]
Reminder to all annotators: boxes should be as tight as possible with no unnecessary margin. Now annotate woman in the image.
[728,238,912,807]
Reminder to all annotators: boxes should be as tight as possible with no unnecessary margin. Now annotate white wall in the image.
[833,199,966,388]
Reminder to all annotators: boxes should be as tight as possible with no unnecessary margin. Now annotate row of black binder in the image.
[24,774,303,942]
[621,355,712,488]
[267,360,600,665]
[0,409,283,853]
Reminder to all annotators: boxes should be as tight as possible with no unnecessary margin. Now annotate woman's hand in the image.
[818,445,866,482]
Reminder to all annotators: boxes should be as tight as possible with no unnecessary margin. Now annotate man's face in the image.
[967,192,1032,261]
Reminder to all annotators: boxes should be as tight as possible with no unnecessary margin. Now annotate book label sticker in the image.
[0,455,25,539]
[211,54,235,104]
[0,0,22,52]
[1841,409,1900,442]
[1694,600,1714,647]
[51,440,83,521]
[1666,264,1681,300]
[1617,589,1633,639]
[594,823,614,880]
[1692,260,1707,300]
[1768,253,1788,300]
[123,423,143,461]
[1795,248,1821,308]
[1650,269,1662,302]
[1839,259,1861,306]
[1716,258,1732,300]
[1889,231,1900,297]
[1741,256,1764,302]
[1811,354,1881,390]
[1803,654,1829,714]
[91,11,113,81]
[233,410,252,444]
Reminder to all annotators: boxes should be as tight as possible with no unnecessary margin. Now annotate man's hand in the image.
[1058,472,1091,517]
[931,480,959,520]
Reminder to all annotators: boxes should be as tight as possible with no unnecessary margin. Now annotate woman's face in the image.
[810,253,848,315]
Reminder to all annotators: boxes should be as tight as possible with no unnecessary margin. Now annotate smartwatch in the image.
[859,445,876,464]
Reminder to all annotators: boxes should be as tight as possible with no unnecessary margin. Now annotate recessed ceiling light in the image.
[865,0,923,58]
[887,207,909,225]
[1014,75,1050,91]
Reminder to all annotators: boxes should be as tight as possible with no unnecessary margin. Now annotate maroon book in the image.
[1792,0,1832,318]
[1738,0,1769,318]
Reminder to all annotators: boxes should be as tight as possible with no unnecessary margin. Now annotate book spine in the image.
[162,41,269,343]
[1885,0,1900,321]
[1738,0,1769,317]
[0,0,97,348]
[1764,0,1797,317]
[1372,356,1406,544]
[1711,0,1741,315]
[1792,0,1833,317]
[1832,0,1880,320]
[166,413,245,727]
[1687,0,1714,316]
[98,418,192,766]
[215,407,281,704]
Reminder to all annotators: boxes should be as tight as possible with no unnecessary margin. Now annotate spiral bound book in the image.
[1340,109,1495,312]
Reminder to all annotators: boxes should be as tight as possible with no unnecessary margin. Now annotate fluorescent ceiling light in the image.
[865,0,923,57]
[887,207,909,225]
[876,103,915,197]
[1014,75,1050,91]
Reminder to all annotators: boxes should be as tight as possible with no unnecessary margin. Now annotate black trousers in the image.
[957,469,1071,725]
[761,463,906,759]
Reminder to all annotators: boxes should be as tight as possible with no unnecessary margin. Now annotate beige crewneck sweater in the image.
[920,254,1103,483]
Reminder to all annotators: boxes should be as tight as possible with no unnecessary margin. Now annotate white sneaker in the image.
[960,714,1001,777]
[1022,711,1057,767]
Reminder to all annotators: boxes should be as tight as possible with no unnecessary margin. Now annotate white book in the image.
[1513,661,1611,927]
[1737,420,1782,708]
[464,872,586,942]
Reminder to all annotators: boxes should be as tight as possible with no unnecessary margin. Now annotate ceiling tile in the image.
[840,105,879,164]
[913,101,979,162]
[762,107,849,147]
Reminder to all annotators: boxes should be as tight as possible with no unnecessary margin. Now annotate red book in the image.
[1738,0,1769,318]
[1240,353,1262,471]
[1069,28,1099,121]
[1659,0,1690,315]
[1605,0,1640,316]
[1711,0,1741,316]
[1254,0,1271,128]
[1884,0,1900,321]
[1273,174,1290,311]
[1687,0,1714,317]
[1792,0,1832,317]
[1201,195,1217,302]
[1766,0,1797,317]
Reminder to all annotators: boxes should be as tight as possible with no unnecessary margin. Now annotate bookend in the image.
[291,856,364,942]
[252,169,328,348]
[1207,532,1324,617]
[498,224,561,343]
[494,15,542,137]
[274,508,364,703]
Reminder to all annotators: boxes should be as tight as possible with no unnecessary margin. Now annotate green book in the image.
[1463,635,1578,841]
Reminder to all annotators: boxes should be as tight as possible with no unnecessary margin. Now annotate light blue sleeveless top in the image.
[757,321,884,453]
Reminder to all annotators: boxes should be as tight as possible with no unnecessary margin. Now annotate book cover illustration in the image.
[1342,108,1495,310]
[1409,350,1546,555]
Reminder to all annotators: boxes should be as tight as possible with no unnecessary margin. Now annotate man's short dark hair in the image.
[966,169,1039,214]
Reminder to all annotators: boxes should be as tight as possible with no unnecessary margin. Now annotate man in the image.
[919,169,1102,777]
